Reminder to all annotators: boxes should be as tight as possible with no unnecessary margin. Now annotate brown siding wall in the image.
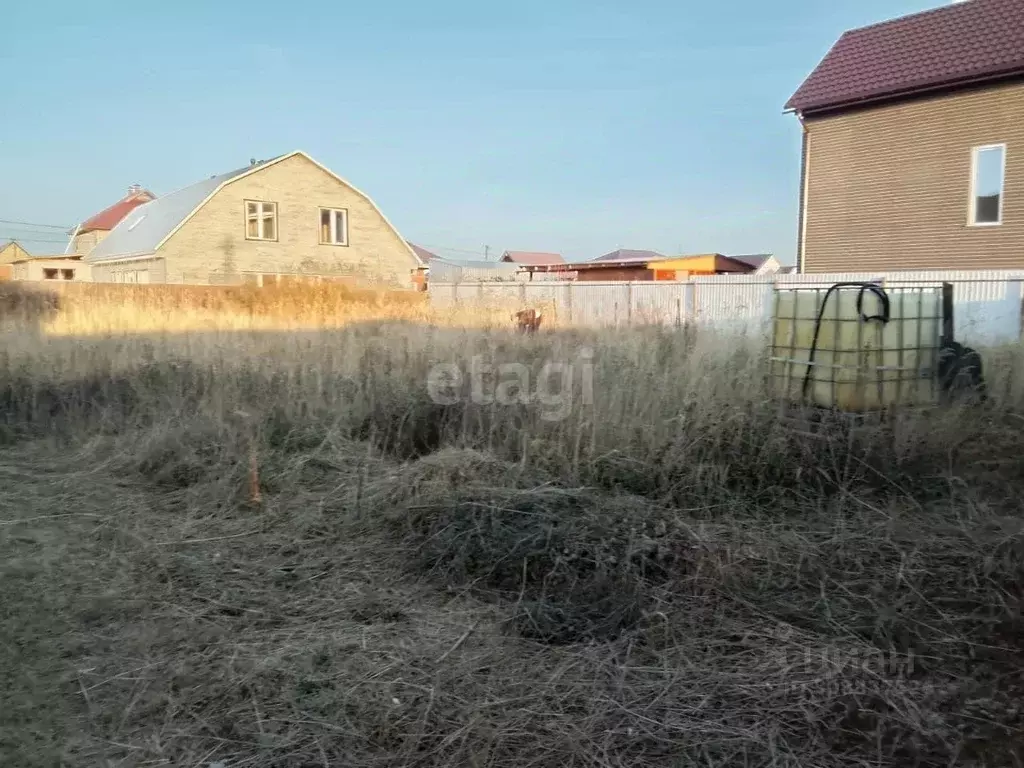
[803,81,1024,272]
[158,154,419,287]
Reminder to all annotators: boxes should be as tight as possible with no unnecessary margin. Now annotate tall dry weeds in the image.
[1,283,1023,767]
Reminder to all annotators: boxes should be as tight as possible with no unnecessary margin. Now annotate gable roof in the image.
[728,253,772,270]
[786,0,1024,115]
[592,249,665,262]
[408,243,439,262]
[88,151,423,266]
[76,188,156,234]
[0,240,31,263]
[501,250,564,265]
[88,166,252,262]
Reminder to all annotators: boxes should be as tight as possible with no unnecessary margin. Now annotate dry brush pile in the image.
[1,284,1024,767]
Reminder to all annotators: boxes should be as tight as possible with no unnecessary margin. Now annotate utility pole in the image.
[484,245,491,261]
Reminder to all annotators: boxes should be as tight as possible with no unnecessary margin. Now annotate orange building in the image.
[523,253,758,281]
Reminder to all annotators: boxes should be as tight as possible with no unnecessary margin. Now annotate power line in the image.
[421,243,497,258]
[0,218,72,230]
[0,235,72,245]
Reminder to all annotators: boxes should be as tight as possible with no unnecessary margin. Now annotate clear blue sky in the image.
[2,0,941,262]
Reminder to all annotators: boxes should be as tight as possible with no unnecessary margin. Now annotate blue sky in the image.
[3,0,941,262]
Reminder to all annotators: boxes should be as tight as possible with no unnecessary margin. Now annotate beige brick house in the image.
[786,0,1024,273]
[0,241,31,280]
[88,151,423,286]
[10,255,88,282]
[69,185,155,256]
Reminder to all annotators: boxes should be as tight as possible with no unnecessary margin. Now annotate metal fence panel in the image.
[430,271,1024,344]
[630,282,692,326]
[692,280,774,334]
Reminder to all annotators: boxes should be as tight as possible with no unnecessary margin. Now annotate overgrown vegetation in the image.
[1,284,1023,767]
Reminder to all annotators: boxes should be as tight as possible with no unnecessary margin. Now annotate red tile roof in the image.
[786,0,1024,115]
[501,250,565,265]
[76,188,155,234]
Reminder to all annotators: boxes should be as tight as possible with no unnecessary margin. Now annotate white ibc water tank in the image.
[769,282,947,411]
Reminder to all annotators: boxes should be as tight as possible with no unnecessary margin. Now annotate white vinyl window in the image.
[969,145,1006,226]
[319,208,349,246]
[245,200,278,240]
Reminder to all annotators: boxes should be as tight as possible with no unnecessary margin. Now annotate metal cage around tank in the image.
[768,282,954,412]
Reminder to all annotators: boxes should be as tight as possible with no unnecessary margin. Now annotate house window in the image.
[61,269,75,280]
[245,200,278,240]
[969,145,1006,225]
[319,208,348,246]
[43,268,58,280]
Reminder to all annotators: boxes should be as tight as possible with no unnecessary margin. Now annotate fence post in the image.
[1019,280,1024,341]
[627,282,634,326]
[566,282,574,326]
[519,282,526,305]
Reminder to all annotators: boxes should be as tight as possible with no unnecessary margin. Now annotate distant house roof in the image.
[88,167,251,262]
[12,254,82,264]
[0,241,31,262]
[501,251,564,266]
[592,249,665,262]
[76,187,156,234]
[408,243,439,262]
[728,254,772,270]
[428,257,520,282]
[527,253,758,275]
[88,151,423,266]
[786,0,1024,115]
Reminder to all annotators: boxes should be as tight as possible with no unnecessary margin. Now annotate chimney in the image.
[127,183,143,196]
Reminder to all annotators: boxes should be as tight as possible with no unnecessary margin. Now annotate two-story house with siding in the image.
[86,151,423,287]
[786,0,1023,273]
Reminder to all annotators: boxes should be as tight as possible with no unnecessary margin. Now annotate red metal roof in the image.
[786,0,1024,115]
[501,251,565,265]
[76,188,155,234]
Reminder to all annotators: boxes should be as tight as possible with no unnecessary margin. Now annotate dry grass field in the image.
[2,282,1023,767]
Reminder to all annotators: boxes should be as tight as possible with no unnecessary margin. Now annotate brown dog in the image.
[512,308,543,333]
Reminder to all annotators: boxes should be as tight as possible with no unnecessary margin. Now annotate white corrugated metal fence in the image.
[430,270,1024,344]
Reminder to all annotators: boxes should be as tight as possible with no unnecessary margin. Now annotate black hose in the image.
[800,282,891,401]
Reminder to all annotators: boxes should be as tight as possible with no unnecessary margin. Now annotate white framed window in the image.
[245,200,278,241]
[319,207,349,246]
[969,144,1006,226]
